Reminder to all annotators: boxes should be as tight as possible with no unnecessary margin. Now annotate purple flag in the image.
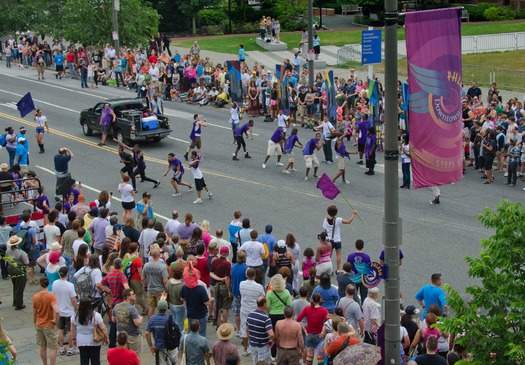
[17,92,35,118]
[316,173,341,200]
[405,8,463,189]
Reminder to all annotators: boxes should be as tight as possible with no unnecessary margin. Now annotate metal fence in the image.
[337,32,525,62]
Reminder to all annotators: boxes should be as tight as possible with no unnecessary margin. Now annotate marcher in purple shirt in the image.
[354,115,371,164]
[233,119,254,161]
[35,187,51,214]
[99,103,116,146]
[262,127,285,169]
[283,128,303,174]
[364,127,377,175]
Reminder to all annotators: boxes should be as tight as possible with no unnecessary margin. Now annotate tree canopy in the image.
[441,199,525,365]
[1,0,160,47]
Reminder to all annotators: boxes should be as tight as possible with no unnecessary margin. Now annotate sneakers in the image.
[153,181,161,188]
[344,179,350,184]
[188,185,193,191]
[276,162,284,166]
[283,170,291,174]
[242,350,250,357]
[60,347,66,356]
[235,331,242,338]
[313,175,320,179]
[356,160,364,165]
[67,348,79,356]
[245,153,251,158]
[326,161,333,165]
[232,156,240,161]
[207,192,213,199]
[184,153,189,161]
[262,163,267,169]
[291,168,298,172]
[304,177,309,181]
[172,192,182,197]
[193,198,203,204]
[430,198,440,205]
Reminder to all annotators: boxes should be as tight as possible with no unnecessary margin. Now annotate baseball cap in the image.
[113,224,122,232]
[17,137,26,142]
[277,240,286,248]
[219,246,230,255]
[157,300,168,311]
[405,305,420,315]
[143,192,151,198]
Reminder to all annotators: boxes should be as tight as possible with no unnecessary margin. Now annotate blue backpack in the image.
[0,134,7,147]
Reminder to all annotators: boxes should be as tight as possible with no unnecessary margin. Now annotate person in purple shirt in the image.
[233,119,254,161]
[99,103,116,146]
[346,239,371,304]
[262,127,285,169]
[354,114,371,165]
[302,133,324,180]
[35,187,51,214]
[177,213,199,241]
[163,152,192,197]
[364,127,377,175]
[333,132,357,184]
[63,179,82,204]
[282,128,303,174]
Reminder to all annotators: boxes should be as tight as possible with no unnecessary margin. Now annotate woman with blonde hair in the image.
[200,219,212,253]
[266,274,292,359]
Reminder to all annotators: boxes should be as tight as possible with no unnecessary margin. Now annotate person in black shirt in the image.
[466,81,482,99]
[409,336,446,365]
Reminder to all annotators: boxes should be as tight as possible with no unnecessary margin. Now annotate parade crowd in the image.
[1,29,524,365]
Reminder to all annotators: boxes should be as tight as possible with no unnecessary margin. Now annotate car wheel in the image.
[152,137,161,142]
[81,120,93,136]
[115,129,127,144]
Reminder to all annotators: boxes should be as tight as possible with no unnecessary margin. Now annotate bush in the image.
[467,2,497,21]
[323,3,342,14]
[516,9,525,19]
[353,15,371,25]
[483,6,515,21]
[280,19,308,31]
[198,9,225,26]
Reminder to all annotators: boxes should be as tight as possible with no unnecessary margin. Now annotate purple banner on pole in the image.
[316,173,341,200]
[405,8,463,189]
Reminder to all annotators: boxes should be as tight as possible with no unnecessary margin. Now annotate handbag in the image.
[179,335,187,365]
[93,323,107,343]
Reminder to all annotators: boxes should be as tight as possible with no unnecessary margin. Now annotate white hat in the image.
[17,137,26,143]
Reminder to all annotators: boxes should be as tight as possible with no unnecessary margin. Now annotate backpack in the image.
[164,315,181,350]
[76,267,95,299]
[16,226,31,251]
[122,257,138,280]
[0,134,7,147]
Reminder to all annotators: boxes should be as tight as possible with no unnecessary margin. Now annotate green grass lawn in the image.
[171,20,525,53]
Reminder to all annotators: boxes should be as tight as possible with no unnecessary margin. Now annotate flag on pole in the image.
[405,8,463,189]
[226,61,242,103]
[16,92,35,118]
[316,173,341,200]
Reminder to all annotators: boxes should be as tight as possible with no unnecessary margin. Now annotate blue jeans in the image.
[260,29,266,40]
[5,55,11,68]
[170,304,187,334]
[6,147,16,167]
[81,72,88,88]
[69,63,78,78]
[188,317,206,337]
[402,162,411,188]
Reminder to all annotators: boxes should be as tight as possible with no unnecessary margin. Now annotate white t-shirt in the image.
[71,312,103,347]
[35,116,47,129]
[149,67,159,81]
[43,224,61,250]
[52,279,77,317]
[190,165,203,179]
[322,217,343,242]
[73,239,88,256]
[165,219,180,236]
[277,114,288,131]
[322,121,335,140]
[231,108,240,125]
[239,240,265,267]
[139,228,160,258]
[118,183,134,203]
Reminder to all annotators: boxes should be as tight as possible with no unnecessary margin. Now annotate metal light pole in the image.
[307,0,314,88]
[112,0,120,56]
[383,0,401,363]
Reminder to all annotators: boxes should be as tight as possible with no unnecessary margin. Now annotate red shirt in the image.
[148,55,158,65]
[67,52,75,63]
[130,256,142,281]
[195,256,210,287]
[107,347,140,365]
[101,270,128,307]
[325,335,360,356]
[296,305,329,335]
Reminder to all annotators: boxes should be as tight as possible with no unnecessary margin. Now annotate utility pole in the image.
[112,0,120,56]
[383,0,401,363]
[307,0,314,88]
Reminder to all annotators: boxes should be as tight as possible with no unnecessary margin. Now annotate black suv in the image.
[80,99,172,143]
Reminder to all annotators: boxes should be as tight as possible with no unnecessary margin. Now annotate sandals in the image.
[60,347,66,356]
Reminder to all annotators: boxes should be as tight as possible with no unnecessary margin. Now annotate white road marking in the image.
[0,89,78,113]
[167,136,190,144]
[34,165,170,222]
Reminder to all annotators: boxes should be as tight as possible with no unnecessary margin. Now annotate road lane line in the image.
[167,136,190,144]
[34,165,170,222]
[0,89,78,113]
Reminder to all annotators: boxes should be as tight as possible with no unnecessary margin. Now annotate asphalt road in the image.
[1,66,523,310]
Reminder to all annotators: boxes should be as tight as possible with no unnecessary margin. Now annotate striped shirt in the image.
[246,310,272,348]
[239,280,265,316]
[146,313,169,349]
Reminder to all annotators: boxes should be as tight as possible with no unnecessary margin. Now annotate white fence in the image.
[337,32,525,64]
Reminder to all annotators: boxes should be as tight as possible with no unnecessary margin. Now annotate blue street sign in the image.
[361,30,382,66]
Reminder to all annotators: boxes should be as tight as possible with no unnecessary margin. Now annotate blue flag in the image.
[17,92,35,118]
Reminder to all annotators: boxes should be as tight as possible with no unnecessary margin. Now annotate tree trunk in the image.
[192,16,197,35]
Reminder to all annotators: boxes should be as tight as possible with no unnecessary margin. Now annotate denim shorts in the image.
[233,295,241,316]
[305,333,322,349]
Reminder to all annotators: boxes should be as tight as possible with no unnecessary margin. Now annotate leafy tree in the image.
[441,199,525,365]
[179,0,222,35]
